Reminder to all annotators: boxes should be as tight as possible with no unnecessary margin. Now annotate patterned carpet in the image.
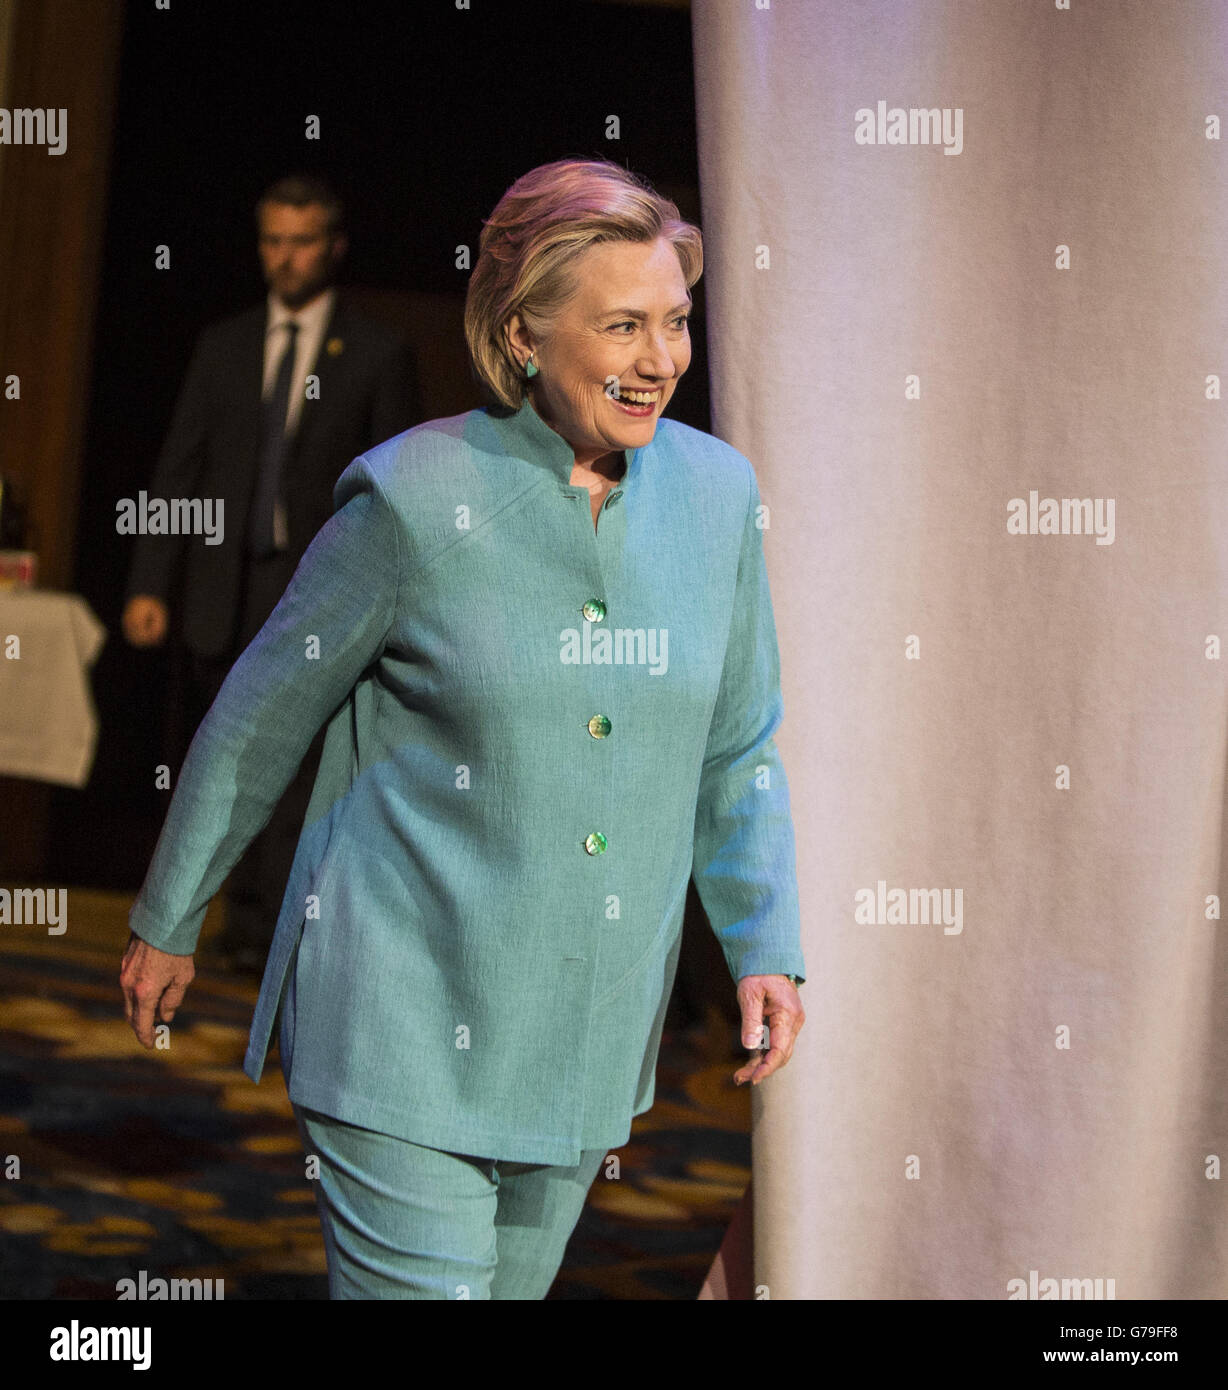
[0,891,750,1300]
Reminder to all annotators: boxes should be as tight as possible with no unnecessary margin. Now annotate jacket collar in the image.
[491,395,644,490]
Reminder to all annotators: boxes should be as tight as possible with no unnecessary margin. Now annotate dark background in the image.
[56,0,712,888]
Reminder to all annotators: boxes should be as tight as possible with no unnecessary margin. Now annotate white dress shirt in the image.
[261,287,336,550]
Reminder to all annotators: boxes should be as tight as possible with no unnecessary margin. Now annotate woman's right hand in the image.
[121,931,195,1047]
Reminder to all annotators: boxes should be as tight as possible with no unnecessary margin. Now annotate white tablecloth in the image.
[0,590,106,787]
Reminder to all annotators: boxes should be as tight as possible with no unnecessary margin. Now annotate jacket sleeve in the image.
[123,328,214,603]
[691,459,807,985]
[128,454,400,956]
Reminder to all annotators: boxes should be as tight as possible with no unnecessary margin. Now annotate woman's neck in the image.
[573,449,626,482]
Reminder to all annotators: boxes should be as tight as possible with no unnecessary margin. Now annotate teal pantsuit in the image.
[130,397,806,1270]
[290,1099,606,1299]
[282,932,607,1297]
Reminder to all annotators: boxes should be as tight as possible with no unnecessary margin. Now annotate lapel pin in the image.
[326,337,344,356]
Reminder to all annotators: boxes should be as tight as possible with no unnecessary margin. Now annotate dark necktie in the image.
[249,319,299,558]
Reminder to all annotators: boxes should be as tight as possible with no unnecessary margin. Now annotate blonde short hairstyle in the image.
[464,157,703,410]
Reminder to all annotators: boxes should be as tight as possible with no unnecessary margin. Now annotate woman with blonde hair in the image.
[121,156,806,1299]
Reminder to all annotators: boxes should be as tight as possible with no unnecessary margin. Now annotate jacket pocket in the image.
[591,874,689,1008]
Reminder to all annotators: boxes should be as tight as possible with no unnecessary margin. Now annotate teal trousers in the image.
[280,943,607,1297]
[291,1104,606,1299]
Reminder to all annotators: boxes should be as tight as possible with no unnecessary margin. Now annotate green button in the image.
[582,598,606,622]
[587,714,612,739]
[584,831,607,855]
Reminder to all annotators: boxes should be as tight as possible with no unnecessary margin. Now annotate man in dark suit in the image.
[122,173,418,970]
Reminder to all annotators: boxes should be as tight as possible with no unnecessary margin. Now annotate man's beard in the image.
[273,273,329,309]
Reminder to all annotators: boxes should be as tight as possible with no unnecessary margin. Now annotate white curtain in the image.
[693,0,1228,1299]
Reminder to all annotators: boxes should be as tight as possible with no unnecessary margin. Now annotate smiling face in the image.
[257,201,346,311]
[505,236,693,467]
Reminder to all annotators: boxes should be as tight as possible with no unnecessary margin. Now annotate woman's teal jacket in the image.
[129,398,807,1164]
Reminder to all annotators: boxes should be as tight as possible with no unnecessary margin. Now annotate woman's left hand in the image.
[733,974,805,1086]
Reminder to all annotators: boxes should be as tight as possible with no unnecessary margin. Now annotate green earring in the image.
[525,352,538,379]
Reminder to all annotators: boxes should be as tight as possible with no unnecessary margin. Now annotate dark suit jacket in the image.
[124,291,418,658]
